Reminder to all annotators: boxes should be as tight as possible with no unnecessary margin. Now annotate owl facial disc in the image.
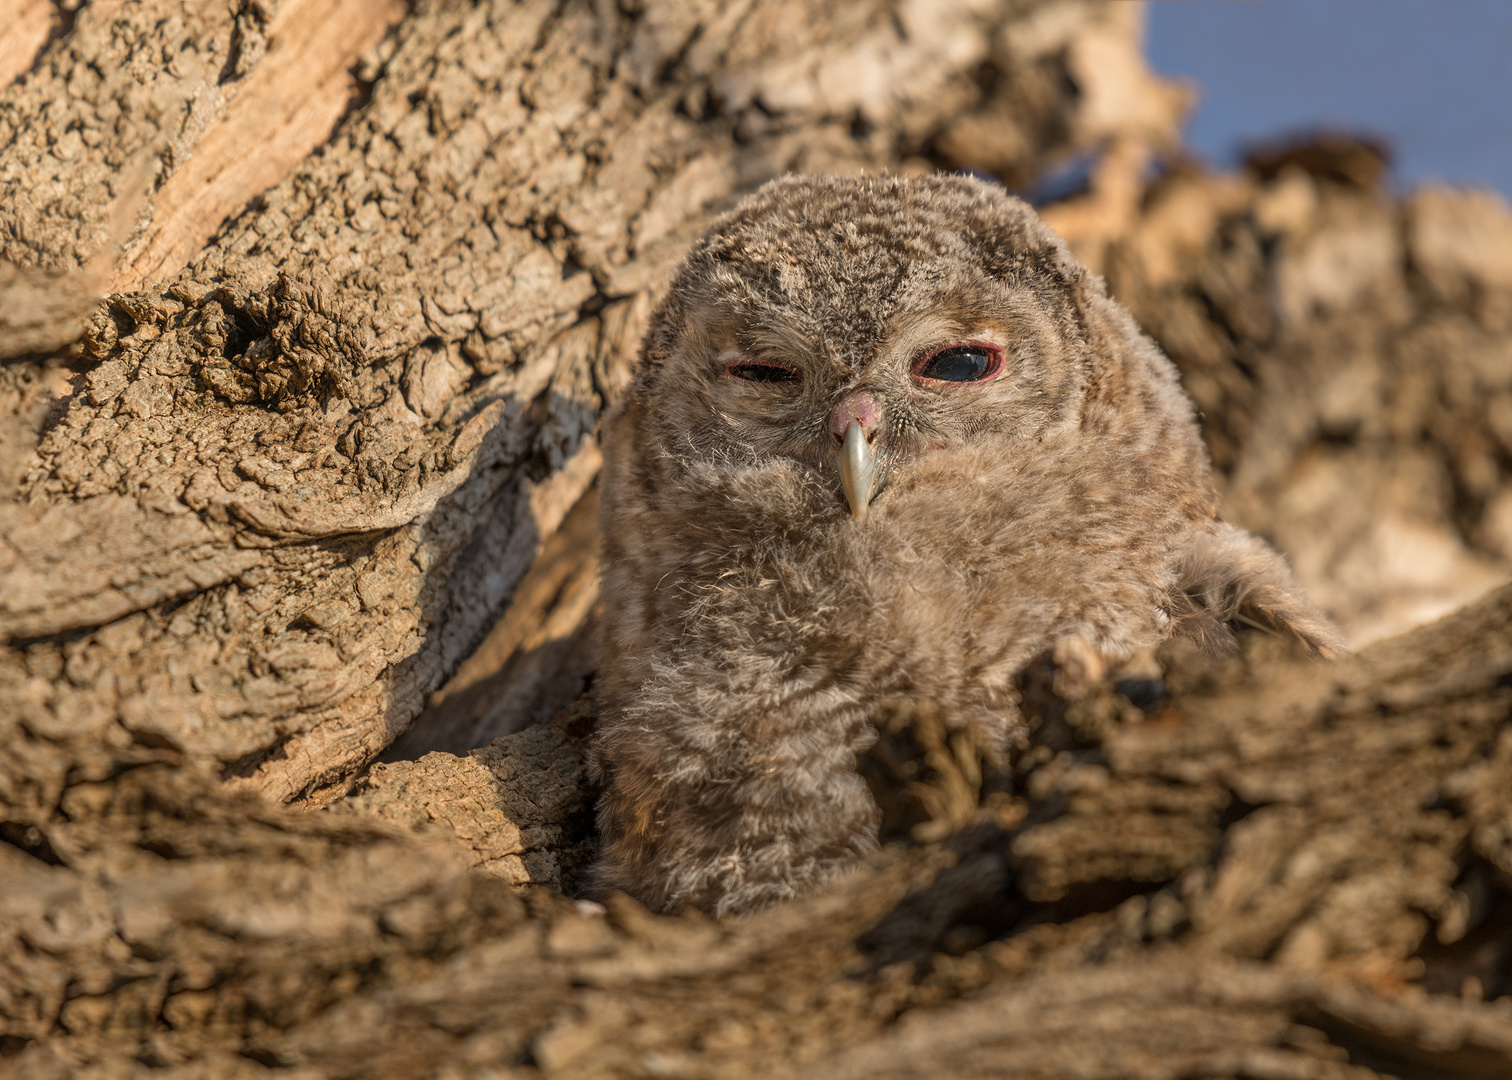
[839,420,880,522]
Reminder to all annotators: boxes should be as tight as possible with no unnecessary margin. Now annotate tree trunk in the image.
[4,2,1512,1076]
[1,0,1180,806]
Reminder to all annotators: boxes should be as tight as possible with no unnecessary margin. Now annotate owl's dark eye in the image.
[726,362,800,384]
[914,344,1003,384]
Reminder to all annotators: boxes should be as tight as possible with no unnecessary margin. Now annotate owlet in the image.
[591,173,1341,916]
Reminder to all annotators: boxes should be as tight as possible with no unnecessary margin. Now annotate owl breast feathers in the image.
[591,173,1341,916]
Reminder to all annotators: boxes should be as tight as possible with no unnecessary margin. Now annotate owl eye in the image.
[914,344,1003,384]
[726,361,800,384]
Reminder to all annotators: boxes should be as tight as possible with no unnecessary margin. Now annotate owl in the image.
[591,173,1341,917]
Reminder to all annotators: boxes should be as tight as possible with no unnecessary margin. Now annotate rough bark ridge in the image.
[4,587,1512,1077]
[4,1,1512,1077]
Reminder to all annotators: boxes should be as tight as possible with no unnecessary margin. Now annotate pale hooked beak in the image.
[839,419,880,523]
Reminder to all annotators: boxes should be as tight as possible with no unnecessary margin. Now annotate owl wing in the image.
[1169,524,1347,660]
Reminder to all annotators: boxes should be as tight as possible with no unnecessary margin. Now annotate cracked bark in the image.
[4,2,1512,1077]
[3,584,1511,1078]
[2,0,1168,805]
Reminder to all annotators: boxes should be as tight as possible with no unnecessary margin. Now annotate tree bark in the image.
[4,582,1511,1077]
[5,2,1512,1077]
[1,0,1179,806]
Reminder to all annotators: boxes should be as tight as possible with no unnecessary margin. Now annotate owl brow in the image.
[739,320,821,365]
[882,314,969,367]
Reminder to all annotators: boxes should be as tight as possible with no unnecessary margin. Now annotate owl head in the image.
[618,172,1342,660]
[633,172,1205,523]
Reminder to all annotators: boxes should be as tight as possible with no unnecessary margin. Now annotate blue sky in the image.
[1145,0,1512,199]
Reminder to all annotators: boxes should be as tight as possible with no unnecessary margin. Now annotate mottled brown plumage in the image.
[592,173,1341,916]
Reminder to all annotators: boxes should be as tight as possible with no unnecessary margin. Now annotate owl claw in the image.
[839,420,879,522]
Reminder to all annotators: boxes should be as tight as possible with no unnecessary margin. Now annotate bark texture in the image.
[2,0,1175,806]
[4,587,1512,1078]
[3,1,1512,1077]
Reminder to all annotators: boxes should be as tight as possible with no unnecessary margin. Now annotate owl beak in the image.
[839,419,880,523]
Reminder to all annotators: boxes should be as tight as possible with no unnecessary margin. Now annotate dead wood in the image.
[3,581,1511,1078]
[3,2,1512,1077]
[1,0,1171,808]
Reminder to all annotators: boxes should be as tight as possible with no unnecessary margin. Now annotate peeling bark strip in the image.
[0,0,70,91]
[0,0,1180,805]
[111,0,410,291]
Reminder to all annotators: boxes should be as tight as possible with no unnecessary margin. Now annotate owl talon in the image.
[839,419,879,522]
